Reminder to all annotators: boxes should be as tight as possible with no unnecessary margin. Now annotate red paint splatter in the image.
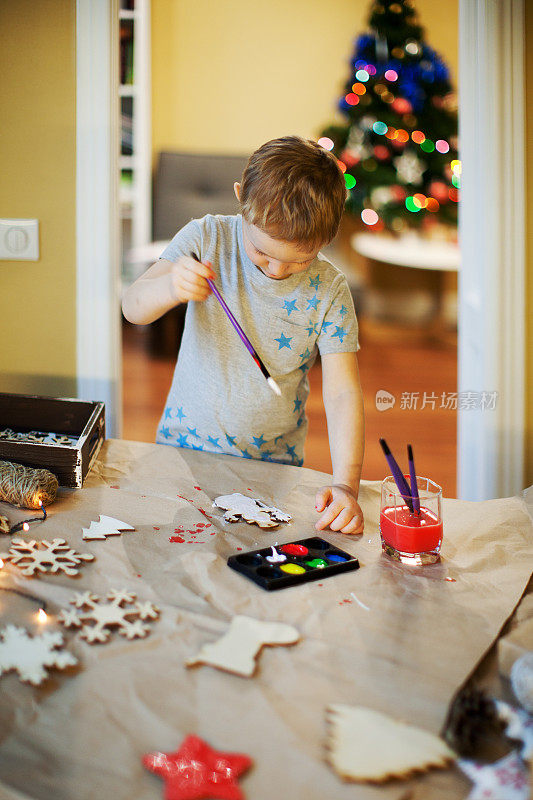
[187,540,194,544]
[137,574,141,577]
[177,494,187,500]
[110,485,120,490]
[237,547,243,551]
[318,583,323,586]
[194,486,201,491]
[445,576,456,582]
[210,532,216,536]
[169,536,185,543]
[153,527,160,531]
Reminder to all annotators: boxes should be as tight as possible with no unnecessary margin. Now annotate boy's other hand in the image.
[314,484,364,534]
[169,257,216,304]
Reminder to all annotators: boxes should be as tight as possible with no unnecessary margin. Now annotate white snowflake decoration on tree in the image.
[394,151,426,185]
[0,538,94,577]
[58,589,159,644]
[82,515,135,541]
[0,625,77,685]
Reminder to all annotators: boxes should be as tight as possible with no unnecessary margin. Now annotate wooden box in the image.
[0,393,105,488]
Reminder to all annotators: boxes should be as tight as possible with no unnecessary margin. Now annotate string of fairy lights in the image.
[317,52,460,229]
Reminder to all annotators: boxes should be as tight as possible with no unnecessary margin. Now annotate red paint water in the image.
[380,505,442,554]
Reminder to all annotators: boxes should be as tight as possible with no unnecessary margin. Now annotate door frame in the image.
[76,0,121,437]
[457,0,526,499]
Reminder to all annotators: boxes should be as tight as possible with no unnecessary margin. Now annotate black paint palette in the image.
[227,536,360,591]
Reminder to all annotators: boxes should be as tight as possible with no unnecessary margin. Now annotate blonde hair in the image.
[239,136,346,249]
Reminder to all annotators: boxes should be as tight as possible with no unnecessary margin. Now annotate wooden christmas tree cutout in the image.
[0,538,94,577]
[326,704,455,783]
[0,625,77,685]
[82,515,135,540]
[213,493,291,528]
[186,615,300,677]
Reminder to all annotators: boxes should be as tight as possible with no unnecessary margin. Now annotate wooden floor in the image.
[122,319,458,496]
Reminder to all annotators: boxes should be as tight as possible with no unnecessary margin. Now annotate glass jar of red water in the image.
[380,476,443,565]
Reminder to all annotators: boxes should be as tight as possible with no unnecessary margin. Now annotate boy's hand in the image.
[169,257,216,304]
[314,484,364,534]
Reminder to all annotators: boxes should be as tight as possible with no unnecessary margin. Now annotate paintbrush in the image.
[379,438,414,513]
[407,444,421,515]
[191,253,281,396]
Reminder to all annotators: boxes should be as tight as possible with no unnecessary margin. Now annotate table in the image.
[0,439,532,800]
[352,232,460,330]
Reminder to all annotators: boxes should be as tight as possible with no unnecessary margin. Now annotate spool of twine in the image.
[0,460,58,509]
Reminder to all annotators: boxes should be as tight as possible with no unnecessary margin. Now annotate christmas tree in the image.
[319,0,459,235]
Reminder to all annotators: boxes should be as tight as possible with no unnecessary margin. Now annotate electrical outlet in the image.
[0,219,39,260]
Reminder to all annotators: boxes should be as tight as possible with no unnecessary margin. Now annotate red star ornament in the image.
[143,734,253,800]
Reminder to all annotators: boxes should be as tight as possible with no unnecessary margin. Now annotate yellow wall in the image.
[151,0,458,159]
[525,1,533,487]
[0,1,77,391]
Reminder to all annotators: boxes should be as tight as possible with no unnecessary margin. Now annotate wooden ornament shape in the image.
[59,589,159,644]
[213,493,291,528]
[186,615,300,677]
[326,704,455,783]
[0,538,94,577]
[0,625,77,685]
[82,515,135,540]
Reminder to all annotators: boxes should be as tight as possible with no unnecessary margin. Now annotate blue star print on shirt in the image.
[240,449,252,459]
[275,332,292,350]
[177,433,189,447]
[283,299,298,316]
[299,347,312,362]
[339,304,348,316]
[187,427,200,439]
[306,322,320,337]
[176,407,186,422]
[309,274,321,290]
[191,444,204,451]
[164,408,172,420]
[160,426,171,439]
[252,434,266,448]
[307,294,319,311]
[321,320,333,331]
[293,397,302,413]
[332,325,347,343]
[207,436,221,448]
[285,443,298,459]
[261,451,273,460]
[226,434,237,447]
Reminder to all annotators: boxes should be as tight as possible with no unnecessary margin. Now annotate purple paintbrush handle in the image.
[379,439,414,512]
[407,445,421,514]
[206,278,256,359]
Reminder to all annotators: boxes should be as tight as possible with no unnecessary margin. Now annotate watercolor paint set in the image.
[227,536,360,591]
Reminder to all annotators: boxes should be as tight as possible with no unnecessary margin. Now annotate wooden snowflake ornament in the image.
[0,625,77,685]
[59,589,159,643]
[82,515,135,540]
[213,493,291,528]
[0,538,94,577]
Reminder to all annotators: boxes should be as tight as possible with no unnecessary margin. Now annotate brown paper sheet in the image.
[0,439,532,799]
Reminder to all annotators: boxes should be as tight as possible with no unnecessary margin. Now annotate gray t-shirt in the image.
[155,214,359,466]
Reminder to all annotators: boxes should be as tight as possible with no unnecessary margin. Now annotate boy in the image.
[122,136,364,534]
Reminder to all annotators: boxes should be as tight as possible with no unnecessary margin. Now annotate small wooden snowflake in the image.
[0,625,77,685]
[0,538,94,577]
[58,589,159,644]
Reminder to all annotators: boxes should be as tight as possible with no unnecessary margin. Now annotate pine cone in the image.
[443,686,505,757]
